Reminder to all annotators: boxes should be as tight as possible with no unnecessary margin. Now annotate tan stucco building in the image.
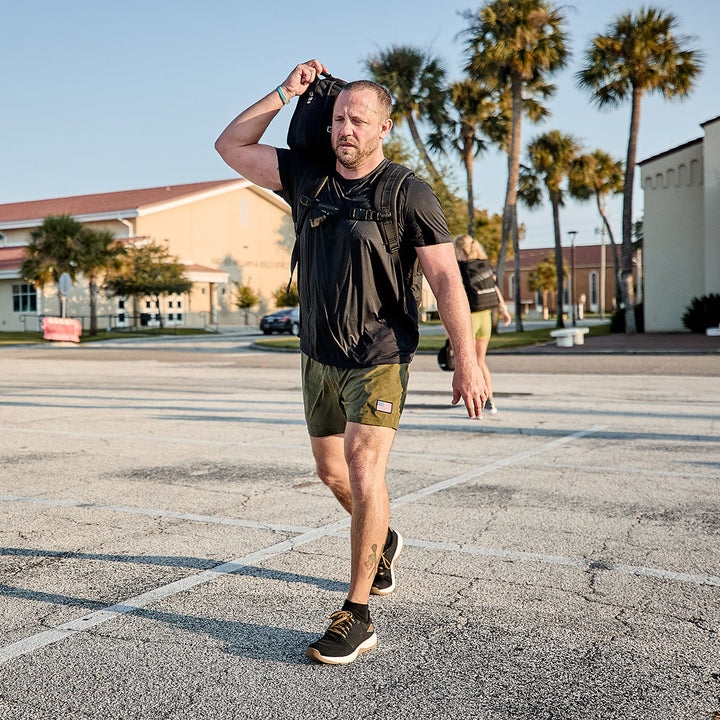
[639,116,720,332]
[0,180,294,332]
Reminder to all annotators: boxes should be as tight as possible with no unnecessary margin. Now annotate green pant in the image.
[301,354,410,437]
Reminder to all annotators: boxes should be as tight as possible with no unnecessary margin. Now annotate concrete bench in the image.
[549,327,590,347]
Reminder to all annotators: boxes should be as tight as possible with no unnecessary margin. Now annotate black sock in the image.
[342,599,370,623]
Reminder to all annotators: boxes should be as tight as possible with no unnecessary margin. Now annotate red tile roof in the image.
[0,246,27,272]
[183,263,229,276]
[0,180,241,224]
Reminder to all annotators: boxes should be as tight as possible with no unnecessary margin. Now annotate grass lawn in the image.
[0,327,215,346]
[255,323,612,352]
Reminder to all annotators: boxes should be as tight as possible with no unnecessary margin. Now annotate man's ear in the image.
[379,118,393,140]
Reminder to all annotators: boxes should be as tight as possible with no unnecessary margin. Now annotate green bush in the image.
[274,282,299,308]
[610,303,644,333]
[234,283,259,310]
[682,293,720,333]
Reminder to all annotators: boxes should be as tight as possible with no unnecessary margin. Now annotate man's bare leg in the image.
[310,433,352,514]
[310,423,395,600]
[305,423,396,664]
[343,422,395,603]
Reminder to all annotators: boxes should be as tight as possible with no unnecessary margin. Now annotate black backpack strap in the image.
[288,175,329,291]
[287,162,413,292]
[373,162,423,311]
[373,162,413,254]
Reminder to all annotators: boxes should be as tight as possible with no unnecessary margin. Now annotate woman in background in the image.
[454,235,512,414]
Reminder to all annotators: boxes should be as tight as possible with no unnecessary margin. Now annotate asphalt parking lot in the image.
[1,337,718,719]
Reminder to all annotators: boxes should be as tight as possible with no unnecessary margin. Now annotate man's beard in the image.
[333,136,379,169]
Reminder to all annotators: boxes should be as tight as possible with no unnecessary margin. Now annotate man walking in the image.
[215,59,487,664]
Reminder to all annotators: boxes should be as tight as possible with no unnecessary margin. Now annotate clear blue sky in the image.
[3,0,718,249]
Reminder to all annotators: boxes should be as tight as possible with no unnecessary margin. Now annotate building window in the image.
[116,298,128,327]
[12,284,37,312]
[166,294,184,326]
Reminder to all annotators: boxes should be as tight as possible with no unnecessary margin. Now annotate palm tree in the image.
[493,79,553,332]
[365,45,449,187]
[462,0,569,295]
[76,228,126,336]
[441,79,498,236]
[519,130,582,328]
[576,7,703,333]
[21,214,84,315]
[568,149,624,308]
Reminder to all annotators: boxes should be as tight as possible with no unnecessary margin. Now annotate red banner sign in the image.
[42,317,82,343]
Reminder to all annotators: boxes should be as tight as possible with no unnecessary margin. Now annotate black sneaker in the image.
[305,610,377,665]
[484,398,498,414]
[371,528,404,596]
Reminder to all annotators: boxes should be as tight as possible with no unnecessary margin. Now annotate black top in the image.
[277,149,451,367]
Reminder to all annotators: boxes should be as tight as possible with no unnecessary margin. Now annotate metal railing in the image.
[19,313,191,334]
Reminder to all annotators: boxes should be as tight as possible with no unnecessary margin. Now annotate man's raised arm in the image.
[214,59,327,191]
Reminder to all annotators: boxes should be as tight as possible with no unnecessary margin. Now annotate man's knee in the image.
[345,424,395,493]
[311,435,347,487]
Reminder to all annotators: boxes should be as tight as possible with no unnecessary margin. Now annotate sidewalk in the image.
[505,331,720,355]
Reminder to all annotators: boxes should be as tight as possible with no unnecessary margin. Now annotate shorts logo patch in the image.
[376,400,393,414]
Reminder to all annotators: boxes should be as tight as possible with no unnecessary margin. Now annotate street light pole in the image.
[568,230,577,327]
[599,222,606,321]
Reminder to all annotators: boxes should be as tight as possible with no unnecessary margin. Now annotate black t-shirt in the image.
[277,149,451,368]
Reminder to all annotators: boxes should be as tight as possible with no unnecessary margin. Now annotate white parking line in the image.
[0,426,306,446]
[3,423,717,666]
[0,496,316,535]
[403,538,720,587]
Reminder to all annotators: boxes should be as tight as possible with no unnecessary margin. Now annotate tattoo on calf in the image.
[364,543,379,578]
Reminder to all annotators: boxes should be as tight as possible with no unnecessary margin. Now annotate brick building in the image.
[501,243,623,318]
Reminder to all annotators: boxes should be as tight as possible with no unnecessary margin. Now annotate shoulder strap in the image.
[287,162,413,291]
[373,162,413,254]
[287,175,328,291]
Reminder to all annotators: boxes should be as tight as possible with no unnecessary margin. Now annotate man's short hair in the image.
[341,80,393,120]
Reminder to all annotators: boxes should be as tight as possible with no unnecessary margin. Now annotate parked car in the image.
[259,307,300,335]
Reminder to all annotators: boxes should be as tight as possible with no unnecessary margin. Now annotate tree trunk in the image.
[621,86,642,334]
[463,129,475,237]
[512,206,524,332]
[89,274,97,336]
[406,112,445,189]
[552,197,565,329]
[496,74,523,296]
[596,192,623,308]
[155,295,164,329]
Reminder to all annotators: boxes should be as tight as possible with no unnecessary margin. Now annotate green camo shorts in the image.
[301,354,410,437]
